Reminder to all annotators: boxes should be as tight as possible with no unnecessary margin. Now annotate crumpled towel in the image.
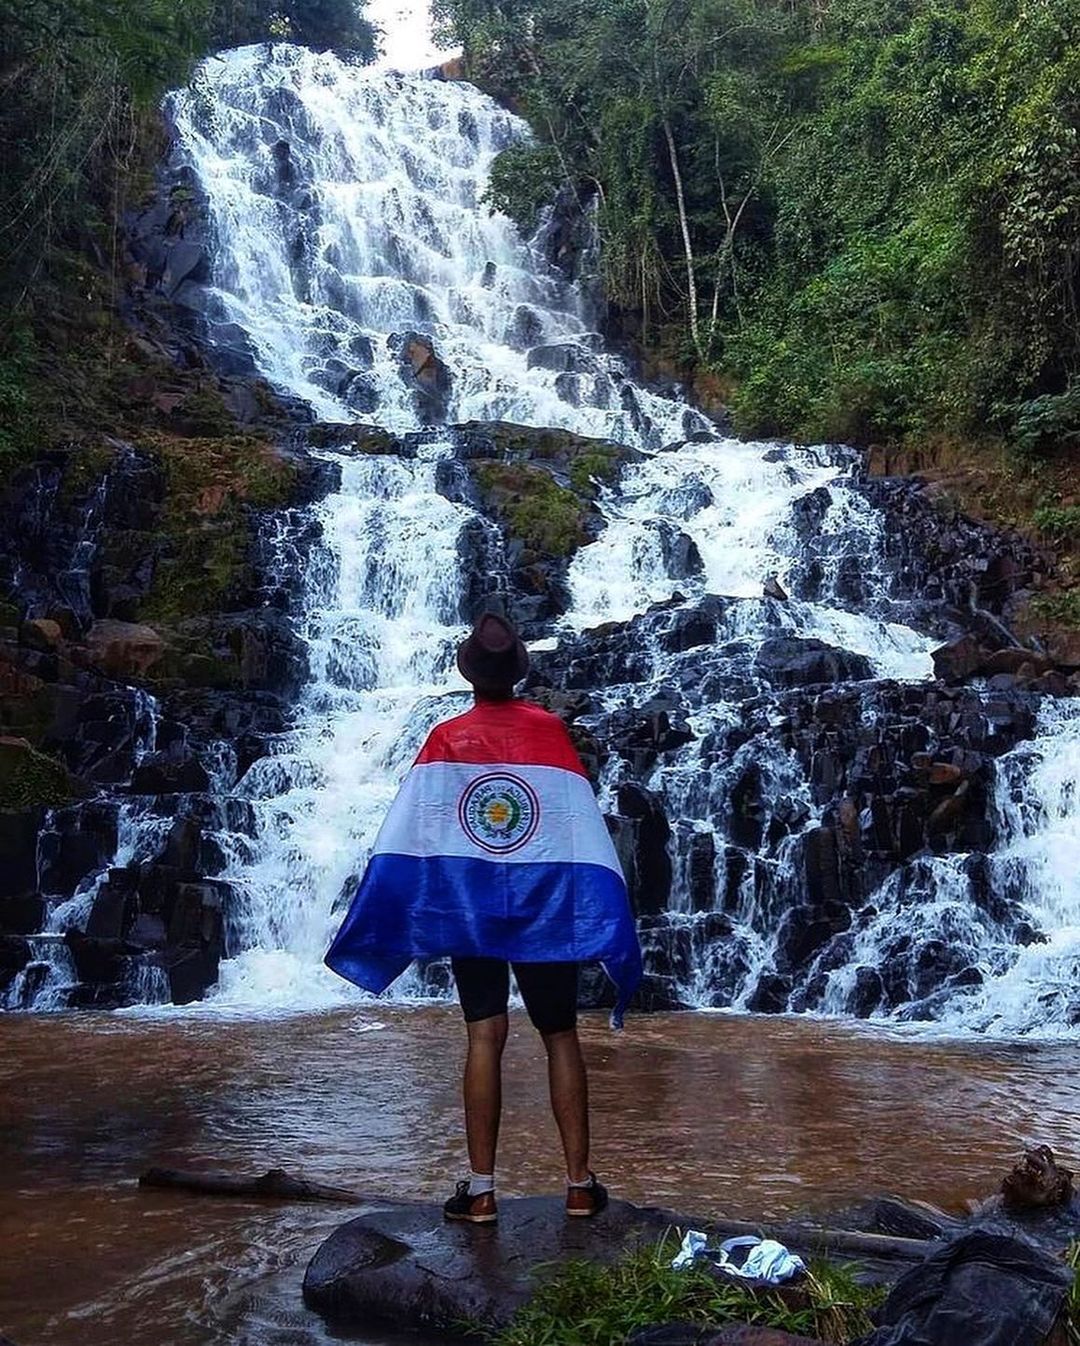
[670,1230,806,1284]
[717,1235,806,1283]
[671,1229,710,1270]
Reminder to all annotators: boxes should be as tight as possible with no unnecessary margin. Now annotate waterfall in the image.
[155,43,1080,1033]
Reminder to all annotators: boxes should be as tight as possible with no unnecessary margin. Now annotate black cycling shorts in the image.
[451,957,578,1035]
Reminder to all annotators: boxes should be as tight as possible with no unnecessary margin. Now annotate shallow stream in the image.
[3,1009,1078,1345]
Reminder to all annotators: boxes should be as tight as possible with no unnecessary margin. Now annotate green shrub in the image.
[1013,383,1080,460]
[485,143,565,234]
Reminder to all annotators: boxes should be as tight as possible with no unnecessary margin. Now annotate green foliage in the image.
[485,143,564,233]
[569,448,621,494]
[1033,503,1080,545]
[443,0,1080,456]
[0,325,38,467]
[208,0,376,51]
[1013,382,1080,460]
[492,1244,884,1346]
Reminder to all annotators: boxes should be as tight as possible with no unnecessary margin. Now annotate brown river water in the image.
[2,1007,1079,1346]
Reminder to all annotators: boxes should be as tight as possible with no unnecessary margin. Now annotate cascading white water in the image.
[165,42,1080,1033]
[216,448,476,1006]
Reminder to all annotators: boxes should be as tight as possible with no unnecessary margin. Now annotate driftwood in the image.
[687,1215,934,1262]
[139,1166,363,1204]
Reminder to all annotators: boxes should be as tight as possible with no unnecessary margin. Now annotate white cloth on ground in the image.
[670,1230,805,1284]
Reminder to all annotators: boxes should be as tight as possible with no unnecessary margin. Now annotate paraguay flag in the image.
[325,699,643,1025]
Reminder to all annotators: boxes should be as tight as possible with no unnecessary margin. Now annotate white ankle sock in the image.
[469,1171,495,1195]
[567,1173,593,1188]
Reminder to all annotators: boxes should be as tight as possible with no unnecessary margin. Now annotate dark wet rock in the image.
[536,180,600,287]
[746,971,790,1014]
[449,423,638,635]
[38,801,118,897]
[0,935,32,994]
[526,342,596,374]
[611,783,673,915]
[131,748,210,795]
[631,1328,826,1346]
[65,930,129,988]
[160,240,211,298]
[166,879,225,1004]
[303,1197,676,1335]
[685,830,717,911]
[0,808,44,899]
[0,892,46,935]
[653,520,703,581]
[849,965,885,1017]
[754,637,872,689]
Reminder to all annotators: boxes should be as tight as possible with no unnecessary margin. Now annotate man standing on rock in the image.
[326,609,642,1224]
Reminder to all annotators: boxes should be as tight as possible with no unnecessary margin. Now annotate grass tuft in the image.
[491,1240,884,1346]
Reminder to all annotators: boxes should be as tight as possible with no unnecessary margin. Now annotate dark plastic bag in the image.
[856,1230,1073,1346]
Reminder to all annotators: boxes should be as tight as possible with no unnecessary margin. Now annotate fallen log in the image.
[654,1210,935,1262]
[755,1221,933,1262]
[139,1166,363,1204]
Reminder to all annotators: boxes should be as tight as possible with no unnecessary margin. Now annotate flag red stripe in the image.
[414,700,587,776]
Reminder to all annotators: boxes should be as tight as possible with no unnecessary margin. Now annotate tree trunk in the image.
[662,117,702,360]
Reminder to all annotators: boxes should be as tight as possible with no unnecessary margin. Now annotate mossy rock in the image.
[306,424,403,454]
[57,439,119,505]
[135,433,296,622]
[142,432,295,512]
[456,420,637,495]
[0,737,86,810]
[469,461,590,558]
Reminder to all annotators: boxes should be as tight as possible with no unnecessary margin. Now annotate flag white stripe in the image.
[373,760,624,875]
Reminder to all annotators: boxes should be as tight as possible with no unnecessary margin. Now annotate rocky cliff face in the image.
[0,156,345,1007]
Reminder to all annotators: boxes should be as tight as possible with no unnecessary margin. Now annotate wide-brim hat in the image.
[457,611,529,691]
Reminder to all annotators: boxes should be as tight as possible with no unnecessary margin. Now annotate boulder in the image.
[0,892,45,935]
[160,240,210,298]
[931,634,987,684]
[84,620,165,678]
[131,748,210,794]
[0,806,43,897]
[38,801,118,896]
[0,934,32,993]
[303,1197,676,1335]
[653,521,703,581]
[0,738,82,812]
[526,342,595,374]
[166,880,225,1004]
[1043,627,1080,669]
[754,638,872,689]
[614,783,673,914]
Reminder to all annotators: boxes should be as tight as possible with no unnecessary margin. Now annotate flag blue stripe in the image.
[325,852,642,1020]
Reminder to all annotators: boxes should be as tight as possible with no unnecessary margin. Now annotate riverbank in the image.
[2,1008,1079,1345]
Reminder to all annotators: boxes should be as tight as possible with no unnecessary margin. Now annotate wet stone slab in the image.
[302,1195,676,1336]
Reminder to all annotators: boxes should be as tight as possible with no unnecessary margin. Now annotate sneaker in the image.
[443,1179,497,1224]
[566,1173,608,1217]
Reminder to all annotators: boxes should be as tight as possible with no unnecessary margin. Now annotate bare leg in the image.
[463,1013,508,1175]
[542,1027,590,1183]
